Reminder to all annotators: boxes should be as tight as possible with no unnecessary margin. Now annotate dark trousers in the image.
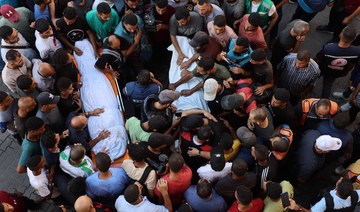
[291,5,317,22]
[321,75,337,98]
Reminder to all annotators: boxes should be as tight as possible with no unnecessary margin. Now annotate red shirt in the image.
[228,198,264,212]
[235,78,257,113]
[154,165,192,206]
[238,14,267,50]
[0,191,27,212]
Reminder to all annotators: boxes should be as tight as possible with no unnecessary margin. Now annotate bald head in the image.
[38,62,55,77]
[74,195,94,212]
[292,20,310,35]
[71,115,88,130]
[18,96,36,110]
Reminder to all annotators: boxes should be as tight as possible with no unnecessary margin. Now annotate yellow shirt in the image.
[224,139,241,161]
[263,181,294,212]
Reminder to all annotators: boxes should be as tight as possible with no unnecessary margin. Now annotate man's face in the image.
[197,3,210,16]
[214,25,225,35]
[108,35,121,49]
[9,55,24,68]
[6,29,19,44]
[155,5,167,15]
[315,105,330,118]
[270,96,285,108]
[244,20,257,32]
[1,203,14,212]
[233,44,247,55]
[35,124,46,135]
[177,17,189,26]
[126,0,139,9]
[97,12,111,22]
[124,23,138,34]
[63,84,74,96]
[295,59,309,69]
[64,16,77,25]
[39,26,53,39]
[27,98,37,112]
[26,79,38,92]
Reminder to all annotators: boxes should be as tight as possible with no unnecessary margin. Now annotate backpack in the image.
[131,166,153,196]
[324,191,358,212]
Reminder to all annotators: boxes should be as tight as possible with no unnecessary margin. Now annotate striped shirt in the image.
[277,53,320,96]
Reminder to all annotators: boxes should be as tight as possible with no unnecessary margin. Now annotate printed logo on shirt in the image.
[67,29,85,42]
[328,58,348,71]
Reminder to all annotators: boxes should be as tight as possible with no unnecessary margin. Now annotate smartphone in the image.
[281,192,290,208]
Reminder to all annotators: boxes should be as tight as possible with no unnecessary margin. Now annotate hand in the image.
[168,83,176,91]
[187,147,200,157]
[176,52,188,65]
[169,104,177,113]
[230,67,244,74]
[156,23,167,31]
[247,119,255,130]
[296,35,306,42]
[180,59,192,70]
[125,9,133,15]
[134,28,142,44]
[78,0,86,6]
[30,21,35,28]
[74,47,83,56]
[219,51,227,60]
[203,111,217,122]
[98,129,110,140]
[254,86,265,95]
[220,118,231,129]
[287,199,301,210]
[180,89,192,96]
[223,78,234,89]
[61,129,69,139]
[74,99,83,109]
[342,16,351,25]
[52,18,58,28]
[111,70,120,79]
[92,108,104,116]
[157,178,169,194]
[72,91,80,100]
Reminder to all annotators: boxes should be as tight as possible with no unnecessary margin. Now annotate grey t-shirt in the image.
[194,4,224,26]
[169,12,204,36]
[36,107,64,132]
[223,0,245,26]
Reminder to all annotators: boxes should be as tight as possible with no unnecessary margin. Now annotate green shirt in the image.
[125,117,151,142]
[18,136,42,166]
[192,63,231,81]
[86,9,119,40]
[263,181,294,212]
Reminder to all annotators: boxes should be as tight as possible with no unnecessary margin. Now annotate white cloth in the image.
[92,0,115,10]
[115,195,168,212]
[35,31,62,60]
[311,189,360,211]
[74,39,128,161]
[167,36,209,112]
[27,168,51,197]
[2,55,32,92]
[1,32,38,62]
[197,162,232,183]
[32,59,54,92]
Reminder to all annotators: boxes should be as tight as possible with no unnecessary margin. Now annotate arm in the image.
[187,147,210,159]
[180,81,204,96]
[48,0,57,26]
[57,33,76,51]
[121,28,142,58]
[343,7,360,25]
[275,0,288,10]
[157,179,173,212]
[88,129,110,149]
[169,71,194,90]
[86,30,99,57]
[264,10,279,37]
[16,165,26,173]
[170,35,187,65]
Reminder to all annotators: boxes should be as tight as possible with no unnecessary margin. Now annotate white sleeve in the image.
[311,197,327,212]
[268,5,276,16]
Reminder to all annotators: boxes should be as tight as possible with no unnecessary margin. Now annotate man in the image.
[0,91,22,144]
[52,48,79,84]
[2,50,32,93]
[169,7,203,65]
[60,144,95,178]
[57,77,82,117]
[277,50,320,105]
[194,0,224,27]
[16,117,46,173]
[34,18,62,61]
[56,7,98,56]
[117,0,145,18]
[36,91,64,133]
[15,75,39,98]
[207,15,237,47]
[247,107,274,142]
[0,190,37,211]
[266,88,297,128]
[223,0,245,27]
[13,96,38,140]
[86,153,131,204]
[228,185,264,212]
[0,4,35,45]
[316,26,360,98]
[31,59,55,92]
[263,181,294,212]
[126,115,167,142]
[115,180,173,212]
[244,0,278,36]
[86,2,119,40]
[238,13,267,50]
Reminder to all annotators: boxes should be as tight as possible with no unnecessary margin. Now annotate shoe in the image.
[340,102,352,111]
[316,25,334,33]
[332,91,347,100]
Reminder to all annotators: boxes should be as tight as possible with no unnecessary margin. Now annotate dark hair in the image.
[235,36,250,48]
[197,125,213,141]
[177,203,193,212]
[0,204,4,212]
[297,50,311,62]
[248,13,261,28]
[333,112,350,129]
[252,107,266,122]
[26,155,42,171]
[168,153,184,173]
[316,98,331,109]
[5,49,20,61]
[219,132,233,151]
[16,75,33,90]
[70,145,86,162]
[271,136,289,153]
[148,133,173,148]
[266,181,282,199]
[96,152,111,172]
[197,56,215,71]
[63,7,78,19]
[197,0,210,5]
[128,143,146,162]
[53,48,70,65]
[0,25,13,40]
[0,91,8,103]
[40,130,57,149]
[236,185,253,205]
[175,7,190,20]
[196,179,212,198]
[67,177,87,198]
[137,70,151,86]
[155,0,168,8]
[337,178,354,199]
[231,158,248,176]
[25,117,44,131]
[214,15,226,27]
[254,144,269,162]
[57,77,72,92]
[123,13,138,26]
[34,18,50,33]
[124,184,140,204]
[148,115,167,132]
[251,48,267,61]
[341,26,356,43]
[97,2,111,14]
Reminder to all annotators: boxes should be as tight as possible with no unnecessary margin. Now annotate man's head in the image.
[210,147,225,171]
[6,50,23,68]
[38,62,56,77]
[36,92,60,112]
[25,117,46,136]
[196,56,215,75]
[125,0,139,10]
[16,75,37,93]
[70,145,86,163]
[231,158,248,177]
[197,0,211,16]
[197,125,213,142]
[18,96,37,112]
[315,135,342,154]
[249,107,266,125]
[124,184,141,205]
[236,127,256,148]
[265,181,282,200]
[155,0,168,15]
[158,89,181,105]
[315,98,331,118]
[68,177,87,198]
[233,36,250,55]
[292,20,310,42]
[245,13,261,32]
[340,26,357,43]
[189,31,209,53]
[196,179,212,199]
[107,34,122,49]
[96,2,112,22]
[213,15,226,35]
[74,195,95,212]
[333,112,350,129]
[0,4,19,23]
[271,88,290,108]
[40,130,60,151]
[136,69,151,86]
[70,115,88,131]
[148,132,173,150]
[270,135,289,153]
[26,155,46,172]
[53,48,71,66]
[128,143,146,162]
[148,115,167,132]
[123,13,138,34]
[250,48,267,64]
[63,7,78,25]
[57,77,74,97]
[219,132,233,151]
[221,94,244,111]
[34,18,53,39]
[168,153,184,173]
[95,152,111,173]
[175,7,190,26]
[296,50,311,69]
[0,91,13,110]
[336,178,354,199]
[0,26,19,44]
[235,186,253,209]
[251,144,269,162]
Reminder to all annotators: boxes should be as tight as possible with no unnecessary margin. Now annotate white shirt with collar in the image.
[115,195,168,212]
[32,59,54,92]
[1,32,38,62]
[35,31,62,60]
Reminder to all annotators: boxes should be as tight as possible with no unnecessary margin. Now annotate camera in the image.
[146,154,168,174]
[144,6,161,32]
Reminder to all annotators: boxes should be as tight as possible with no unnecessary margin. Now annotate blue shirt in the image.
[184,186,227,212]
[124,82,161,103]
[86,168,131,200]
[34,5,50,21]
[114,14,144,44]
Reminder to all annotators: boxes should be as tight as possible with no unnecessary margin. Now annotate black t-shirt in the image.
[56,17,90,44]
[57,95,80,117]
[55,63,79,83]
[95,37,129,72]
[244,60,273,85]
[267,102,297,129]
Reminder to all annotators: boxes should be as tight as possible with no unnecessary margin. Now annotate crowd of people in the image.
[0,0,360,211]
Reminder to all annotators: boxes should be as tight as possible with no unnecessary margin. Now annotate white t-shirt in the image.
[35,31,62,60]
[115,195,168,212]
[251,1,276,16]
[27,168,50,197]
[311,189,360,211]
[1,32,38,62]
[59,146,95,178]
[197,162,232,183]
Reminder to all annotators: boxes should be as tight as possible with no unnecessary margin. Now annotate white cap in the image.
[315,135,342,151]
[203,78,218,101]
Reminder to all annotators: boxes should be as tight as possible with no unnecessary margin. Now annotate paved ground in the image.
[0,2,357,211]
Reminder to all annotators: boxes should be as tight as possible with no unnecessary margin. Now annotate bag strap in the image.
[324,192,334,210]
[236,83,251,90]
[138,166,153,185]
[0,45,30,49]
[243,95,256,110]
[349,191,358,210]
